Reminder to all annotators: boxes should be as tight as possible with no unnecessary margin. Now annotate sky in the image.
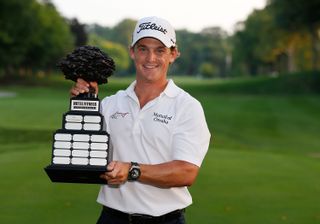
[51,0,266,34]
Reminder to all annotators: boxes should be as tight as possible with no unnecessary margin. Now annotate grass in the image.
[0,75,320,223]
[0,143,101,223]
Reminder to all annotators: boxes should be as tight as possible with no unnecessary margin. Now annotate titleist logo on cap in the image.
[137,22,167,35]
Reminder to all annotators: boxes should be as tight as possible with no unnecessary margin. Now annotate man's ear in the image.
[129,47,135,60]
[169,47,180,64]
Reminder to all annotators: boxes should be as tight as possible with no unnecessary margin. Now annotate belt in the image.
[102,206,185,223]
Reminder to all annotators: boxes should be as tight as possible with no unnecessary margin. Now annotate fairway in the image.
[0,79,320,224]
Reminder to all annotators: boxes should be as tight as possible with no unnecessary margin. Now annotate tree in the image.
[86,19,136,74]
[200,27,229,77]
[69,18,88,47]
[231,5,316,75]
[0,0,74,77]
[175,30,199,75]
[89,34,130,74]
[268,0,320,70]
[232,19,262,76]
[175,27,229,77]
[87,24,113,40]
[112,19,137,47]
[199,62,218,78]
[0,0,38,75]
[231,8,290,76]
[23,1,74,69]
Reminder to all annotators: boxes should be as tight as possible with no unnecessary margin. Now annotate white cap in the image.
[131,16,176,48]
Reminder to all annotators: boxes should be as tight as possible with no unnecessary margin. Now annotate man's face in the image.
[130,38,177,83]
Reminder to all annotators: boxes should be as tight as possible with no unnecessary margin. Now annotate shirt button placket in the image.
[132,111,142,134]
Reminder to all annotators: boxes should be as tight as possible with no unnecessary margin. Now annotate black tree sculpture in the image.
[57,45,115,96]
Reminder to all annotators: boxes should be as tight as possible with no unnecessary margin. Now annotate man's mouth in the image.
[143,64,158,69]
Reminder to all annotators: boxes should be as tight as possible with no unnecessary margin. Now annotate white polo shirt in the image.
[97,79,211,216]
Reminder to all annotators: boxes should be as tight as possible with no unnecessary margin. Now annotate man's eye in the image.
[157,49,165,54]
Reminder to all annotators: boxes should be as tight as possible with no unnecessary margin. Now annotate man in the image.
[71,16,211,224]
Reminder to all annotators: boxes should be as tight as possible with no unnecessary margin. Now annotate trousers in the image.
[96,206,186,224]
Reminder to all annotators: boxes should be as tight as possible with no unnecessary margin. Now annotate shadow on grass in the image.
[0,127,52,151]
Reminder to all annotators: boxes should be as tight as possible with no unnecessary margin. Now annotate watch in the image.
[128,162,141,181]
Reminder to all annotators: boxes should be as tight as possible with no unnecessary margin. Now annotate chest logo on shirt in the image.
[153,112,173,124]
[111,111,130,119]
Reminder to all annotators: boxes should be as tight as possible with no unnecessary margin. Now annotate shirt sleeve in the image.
[172,98,211,167]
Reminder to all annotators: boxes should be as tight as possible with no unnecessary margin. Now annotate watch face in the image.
[128,162,140,181]
[132,169,139,178]
[129,168,141,180]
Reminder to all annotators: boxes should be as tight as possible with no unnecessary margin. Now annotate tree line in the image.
[0,0,319,81]
[0,0,72,78]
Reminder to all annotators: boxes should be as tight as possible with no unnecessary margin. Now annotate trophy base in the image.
[44,164,108,184]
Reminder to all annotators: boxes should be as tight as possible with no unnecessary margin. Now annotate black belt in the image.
[102,206,185,223]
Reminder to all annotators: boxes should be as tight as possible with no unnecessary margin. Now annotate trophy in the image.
[45,46,115,184]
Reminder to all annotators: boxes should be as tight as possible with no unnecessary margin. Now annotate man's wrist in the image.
[127,162,141,181]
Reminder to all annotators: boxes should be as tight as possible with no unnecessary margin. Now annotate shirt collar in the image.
[125,79,181,98]
[162,79,180,98]
[125,80,137,98]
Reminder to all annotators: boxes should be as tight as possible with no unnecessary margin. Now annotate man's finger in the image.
[107,161,117,171]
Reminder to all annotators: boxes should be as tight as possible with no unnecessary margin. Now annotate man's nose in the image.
[146,51,156,62]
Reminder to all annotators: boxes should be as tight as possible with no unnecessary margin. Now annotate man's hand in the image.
[100,161,131,185]
[70,78,99,97]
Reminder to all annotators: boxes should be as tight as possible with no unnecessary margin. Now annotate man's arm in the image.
[139,160,199,188]
[100,160,199,188]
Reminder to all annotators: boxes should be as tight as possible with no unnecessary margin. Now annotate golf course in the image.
[0,74,319,223]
